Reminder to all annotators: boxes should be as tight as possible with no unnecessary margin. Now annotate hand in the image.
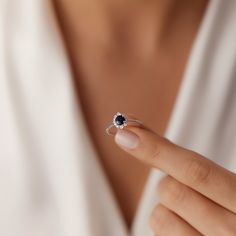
[114,124,236,236]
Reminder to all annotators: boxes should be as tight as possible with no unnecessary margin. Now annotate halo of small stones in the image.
[113,112,128,129]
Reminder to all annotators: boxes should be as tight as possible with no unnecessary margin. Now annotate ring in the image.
[105,112,143,136]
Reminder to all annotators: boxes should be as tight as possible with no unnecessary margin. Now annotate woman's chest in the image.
[53,0,206,226]
[70,45,187,226]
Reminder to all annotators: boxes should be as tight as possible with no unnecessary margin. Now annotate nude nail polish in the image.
[115,129,140,149]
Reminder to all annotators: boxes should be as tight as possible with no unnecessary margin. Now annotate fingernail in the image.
[115,129,140,149]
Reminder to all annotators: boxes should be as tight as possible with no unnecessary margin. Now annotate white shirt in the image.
[0,0,236,235]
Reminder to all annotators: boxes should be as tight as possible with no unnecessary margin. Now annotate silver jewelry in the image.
[106,112,143,136]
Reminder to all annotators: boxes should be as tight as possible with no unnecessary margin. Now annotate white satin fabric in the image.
[0,0,236,235]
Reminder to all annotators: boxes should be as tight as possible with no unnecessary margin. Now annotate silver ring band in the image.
[105,112,143,136]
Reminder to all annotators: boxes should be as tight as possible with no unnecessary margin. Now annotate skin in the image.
[114,125,236,235]
[53,0,208,229]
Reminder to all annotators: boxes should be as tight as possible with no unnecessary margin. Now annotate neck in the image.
[54,0,208,59]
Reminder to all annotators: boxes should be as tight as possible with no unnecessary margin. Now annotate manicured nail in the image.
[115,129,140,149]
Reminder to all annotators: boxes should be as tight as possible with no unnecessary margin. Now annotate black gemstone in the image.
[115,115,126,126]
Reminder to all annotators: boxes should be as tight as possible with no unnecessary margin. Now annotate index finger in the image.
[114,125,236,213]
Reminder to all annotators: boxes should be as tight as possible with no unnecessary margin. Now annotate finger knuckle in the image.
[150,141,162,161]
[158,176,187,205]
[185,158,212,187]
[149,205,171,234]
[150,138,172,162]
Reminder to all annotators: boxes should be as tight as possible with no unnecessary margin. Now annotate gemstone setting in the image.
[113,112,128,129]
